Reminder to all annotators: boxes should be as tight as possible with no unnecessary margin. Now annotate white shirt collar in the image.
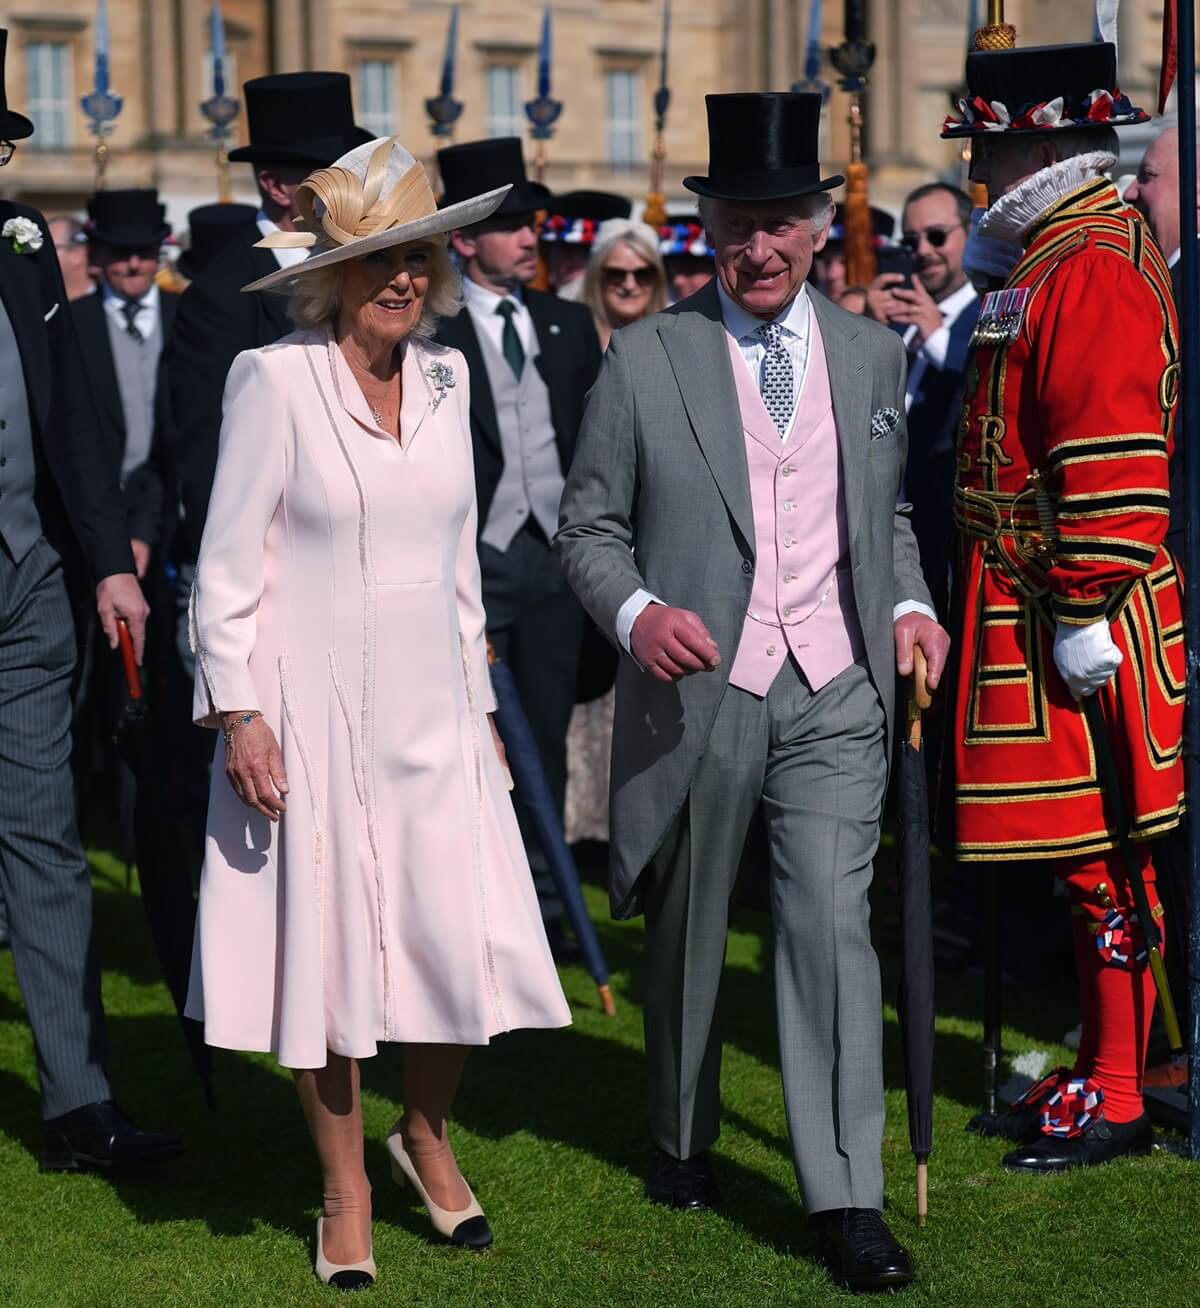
[101,280,160,315]
[256,210,309,270]
[462,274,525,316]
[716,277,809,343]
[1168,247,1182,269]
[935,279,978,322]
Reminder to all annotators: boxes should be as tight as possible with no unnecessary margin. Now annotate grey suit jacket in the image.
[556,281,932,916]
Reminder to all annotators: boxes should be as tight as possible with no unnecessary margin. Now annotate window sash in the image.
[357,59,396,139]
[486,65,523,139]
[606,69,641,170]
[25,42,73,150]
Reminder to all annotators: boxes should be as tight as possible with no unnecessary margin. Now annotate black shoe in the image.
[810,1208,914,1293]
[42,1100,183,1172]
[645,1149,720,1211]
[1002,1113,1154,1173]
[967,1106,1042,1145]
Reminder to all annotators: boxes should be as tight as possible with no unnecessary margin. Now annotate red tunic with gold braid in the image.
[952,178,1184,863]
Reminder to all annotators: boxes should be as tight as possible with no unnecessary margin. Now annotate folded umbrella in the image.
[895,645,935,1224]
[488,653,616,1016]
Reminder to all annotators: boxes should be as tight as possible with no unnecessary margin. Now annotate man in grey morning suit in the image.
[0,33,180,1172]
[557,94,950,1293]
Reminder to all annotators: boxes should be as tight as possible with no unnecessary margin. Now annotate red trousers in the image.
[1056,848,1162,1123]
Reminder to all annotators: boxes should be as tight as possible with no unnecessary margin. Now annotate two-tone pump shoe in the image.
[314,1217,375,1292]
[387,1132,493,1250]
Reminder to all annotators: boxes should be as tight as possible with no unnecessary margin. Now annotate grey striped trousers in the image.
[0,538,110,1118]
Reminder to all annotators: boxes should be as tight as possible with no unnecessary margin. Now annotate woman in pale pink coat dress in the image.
[185,137,569,1290]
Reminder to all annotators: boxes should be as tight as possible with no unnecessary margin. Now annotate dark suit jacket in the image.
[0,200,132,582]
[435,287,602,531]
[900,294,981,621]
[72,289,177,548]
[162,221,292,562]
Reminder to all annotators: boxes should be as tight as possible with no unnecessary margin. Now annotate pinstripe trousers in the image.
[0,538,111,1118]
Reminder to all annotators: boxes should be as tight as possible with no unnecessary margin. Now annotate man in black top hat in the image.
[435,138,602,955]
[560,92,947,1291]
[540,190,632,300]
[174,202,260,288]
[73,190,174,571]
[0,29,180,1169]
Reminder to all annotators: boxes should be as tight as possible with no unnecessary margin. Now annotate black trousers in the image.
[0,538,111,1118]
[479,523,585,927]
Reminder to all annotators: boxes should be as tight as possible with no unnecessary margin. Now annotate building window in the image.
[486,65,523,139]
[357,59,396,138]
[606,69,641,170]
[25,41,73,150]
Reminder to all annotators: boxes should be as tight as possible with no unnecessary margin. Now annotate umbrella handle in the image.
[917,1159,928,1227]
[597,983,617,1017]
[117,619,143,701]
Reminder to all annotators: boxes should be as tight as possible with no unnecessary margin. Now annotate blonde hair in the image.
[283,238,463,335]
[582,219,668,332]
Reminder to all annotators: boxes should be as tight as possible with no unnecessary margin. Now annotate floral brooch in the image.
[425,358,455,414]
[3,216,43,255]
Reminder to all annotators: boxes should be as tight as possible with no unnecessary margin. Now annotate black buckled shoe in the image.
[646,1149,720,1211]
[811,1208,914,1293]
[42,1100,183,1172]
[1002,1113,1154,1173]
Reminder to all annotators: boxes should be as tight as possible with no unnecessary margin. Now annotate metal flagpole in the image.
[200,2,240,203]
[1175,0,1200,1163]
[425,4,464,143]
[81,0,123,190]
[643,0,671,230]
[524,7,562,184]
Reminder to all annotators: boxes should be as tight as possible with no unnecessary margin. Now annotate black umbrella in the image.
[114,622,215,1106]
[488,654,616,1016]
[895,646,935,1224]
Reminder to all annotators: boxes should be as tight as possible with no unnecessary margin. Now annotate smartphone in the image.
[876,245,915,289]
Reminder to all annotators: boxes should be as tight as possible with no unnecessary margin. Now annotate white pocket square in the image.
[871,406,900,439]
[43,302,59,323]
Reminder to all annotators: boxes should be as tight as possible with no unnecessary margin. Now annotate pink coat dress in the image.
[185,326,570,1068]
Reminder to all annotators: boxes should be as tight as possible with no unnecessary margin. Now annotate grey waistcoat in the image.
[0,295,43,563]
[476,324,564,552]
[107,304,162,484]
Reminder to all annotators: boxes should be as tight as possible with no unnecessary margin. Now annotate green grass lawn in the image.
[2,851,1198,1308]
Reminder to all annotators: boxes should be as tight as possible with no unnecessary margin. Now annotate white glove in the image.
[1053,620,1123,700]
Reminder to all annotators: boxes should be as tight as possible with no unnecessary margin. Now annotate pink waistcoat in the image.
[726,317,865,697]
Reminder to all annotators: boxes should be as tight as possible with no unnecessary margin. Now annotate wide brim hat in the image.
[178,203,259,279]
[942,42,1149,138]
[437,137,550,216]
[86,188,171,247]
[0,31,34,140]
[242,136,510,294]
[541,190,632,244]
[228,71,373,166]
[684,93,843,202]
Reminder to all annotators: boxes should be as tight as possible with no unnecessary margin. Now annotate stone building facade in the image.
[0,0,1175,228]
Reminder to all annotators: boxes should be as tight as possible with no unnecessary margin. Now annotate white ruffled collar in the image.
[978,151,1117,245]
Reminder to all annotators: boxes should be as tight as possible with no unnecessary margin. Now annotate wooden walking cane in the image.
[907,646,933,1225]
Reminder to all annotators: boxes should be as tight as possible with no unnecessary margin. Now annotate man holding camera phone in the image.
[867,183,979,618]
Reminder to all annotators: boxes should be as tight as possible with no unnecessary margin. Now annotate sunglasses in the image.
[900,224,963,251]
[602,265,658,290]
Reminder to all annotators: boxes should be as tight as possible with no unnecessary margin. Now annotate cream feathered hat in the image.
[241,134,510,294]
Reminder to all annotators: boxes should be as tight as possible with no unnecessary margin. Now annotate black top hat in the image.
[541,191,632,244]
[684,93,843,202]
[0,31,34,141]
[86,189,170,248]
[178,203,259,279]
[437,138,551,217]
[942,42,1149,138]
[228,72,372,167]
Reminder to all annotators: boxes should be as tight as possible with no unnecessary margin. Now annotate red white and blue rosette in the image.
[1040,1076,1105,1138]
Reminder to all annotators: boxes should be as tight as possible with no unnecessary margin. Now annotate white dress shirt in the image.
[901,279,978,413]
[102,280,160,340]
[615,283,937,658]
[256,211,309,270]
[461,275,536,355]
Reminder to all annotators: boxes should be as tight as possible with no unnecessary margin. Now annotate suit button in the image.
[783,500,794,511]
[741,559,753,575]
[766,644,777,656]
[783,536,794,547]
[782,607,792,617]
[781,466,793,477]
[783,573,795,583]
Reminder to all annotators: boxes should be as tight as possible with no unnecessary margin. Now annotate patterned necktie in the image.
[121,300,144,343]
[496,300,525,379]
[756,320,794,437]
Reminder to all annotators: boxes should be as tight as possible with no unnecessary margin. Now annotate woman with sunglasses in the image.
[581,219,667,351]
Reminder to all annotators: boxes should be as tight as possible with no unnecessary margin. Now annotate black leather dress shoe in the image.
[967,1105,1042,1145]
[1002,1113,1153,1173]
[811,1208,914,1293]
[42,1100,183,1172]
[645,1149,720,1210]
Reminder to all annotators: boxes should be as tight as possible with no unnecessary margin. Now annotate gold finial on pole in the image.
[974,0,1015,50]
